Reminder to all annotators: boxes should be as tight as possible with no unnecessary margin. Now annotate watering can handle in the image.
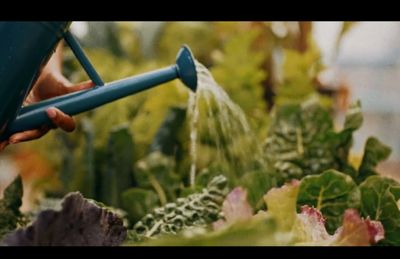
[63,31,104,86]
[14,31,104,116]
[0,30,104,141]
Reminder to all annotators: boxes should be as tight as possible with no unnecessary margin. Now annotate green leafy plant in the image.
[127,175,229,242]
[264,98,389,184]
[359,176,400,245]
[139,180,384,246]
[0,176,27,240]
[296,170,360,233]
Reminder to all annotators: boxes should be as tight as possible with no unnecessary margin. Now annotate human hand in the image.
[0,43,94,152]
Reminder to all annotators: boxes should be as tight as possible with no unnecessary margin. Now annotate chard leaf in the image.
[264,98,336,183]
[263,99,375,184]
[334,101,363,169]
[359,176,400,245]
[357,137,391,184]
[297,169,360,233]
[343,100,363,131]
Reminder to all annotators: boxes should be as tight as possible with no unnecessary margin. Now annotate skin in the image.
[0,42,94,152]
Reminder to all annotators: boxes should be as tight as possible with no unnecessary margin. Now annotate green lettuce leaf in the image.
[296,169,360,233]
[263,180,300,231]
[359,176,400,245]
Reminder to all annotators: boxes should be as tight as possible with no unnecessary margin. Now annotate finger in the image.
[65,80,95,94]
[0,141,9,151]
[46,107,75,132]
[9,127,50,144]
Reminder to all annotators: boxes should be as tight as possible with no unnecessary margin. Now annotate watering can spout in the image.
[0,22,198,141]
[176,45,198,92]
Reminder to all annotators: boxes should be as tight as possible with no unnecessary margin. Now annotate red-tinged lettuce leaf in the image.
[2,192,126,246]
[294,207,383,246]
[365,218,385,244]
[213,187,253,230]
[265,180,383,246]
[296,169,361,234]
[359,176,400,245]
[222,187,253,222]
[332,209,384,246]
[293,205,332,243]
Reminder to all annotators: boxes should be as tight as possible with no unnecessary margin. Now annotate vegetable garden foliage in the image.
[2,98,397,246]
[3,22,399,246]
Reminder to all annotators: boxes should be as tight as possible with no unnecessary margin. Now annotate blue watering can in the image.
[0,22,197,141]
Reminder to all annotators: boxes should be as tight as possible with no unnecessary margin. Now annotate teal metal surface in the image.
[0,21,70,135]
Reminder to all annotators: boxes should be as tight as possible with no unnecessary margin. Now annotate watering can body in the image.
[0,22,70,136]
[0,22,197,141]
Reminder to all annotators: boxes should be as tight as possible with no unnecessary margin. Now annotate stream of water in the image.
[187,61,267,187]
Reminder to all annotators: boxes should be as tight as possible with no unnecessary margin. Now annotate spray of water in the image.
[188,61,267,187]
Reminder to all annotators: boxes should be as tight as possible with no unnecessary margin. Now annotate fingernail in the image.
[47,108,57,119]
